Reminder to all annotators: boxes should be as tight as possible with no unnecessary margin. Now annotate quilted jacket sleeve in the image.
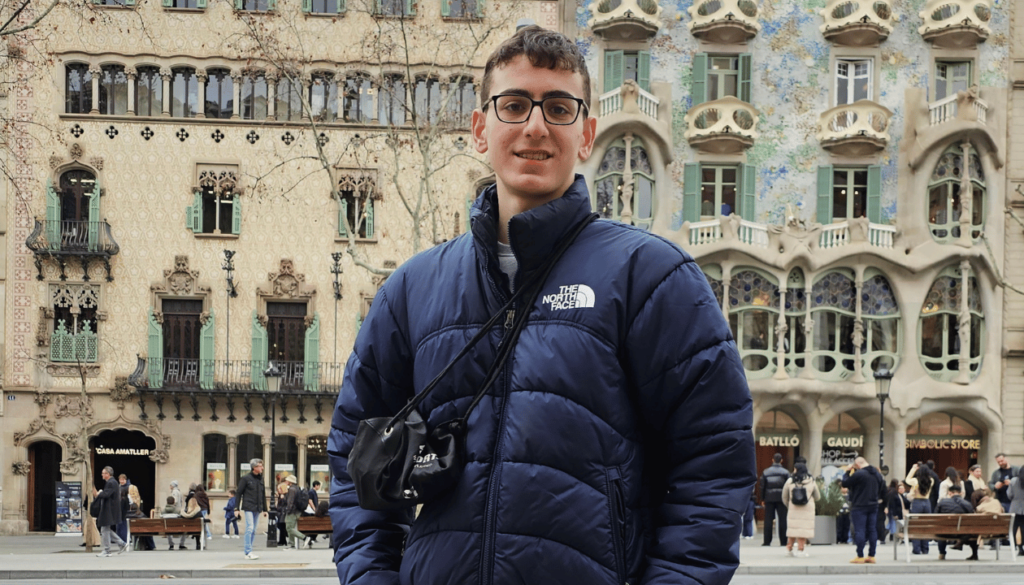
[626,260,756,585]
[328,287,416,585]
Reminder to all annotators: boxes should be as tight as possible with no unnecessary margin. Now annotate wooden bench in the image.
[129,518,206,551]
[297,515,332,537]
[895,513,1017,562]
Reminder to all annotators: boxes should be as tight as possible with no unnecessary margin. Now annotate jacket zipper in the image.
[608,469,626,584]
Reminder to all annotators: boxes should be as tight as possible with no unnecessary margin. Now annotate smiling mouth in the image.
[516,152,551,161]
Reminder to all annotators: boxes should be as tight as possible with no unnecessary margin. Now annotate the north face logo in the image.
[542,284,596,310]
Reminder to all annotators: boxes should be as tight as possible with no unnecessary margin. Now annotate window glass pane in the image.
[636,175,653,221]
[723,73,738,98]
[272,436,298,486]
[205,69,232,119]
[66,65,92,114]
[277,77,303,121]
[450,0,477,17]
[310,74,337,122]
[920,315,943,358]
[172,68,197,118]
[918,412,952,435]
[311,0,338,11]
[136,67,162,116]
[242,74,267,120]
[236,434,263,480]
[307,436,330,494]
[203,434,227,492]
[837,74,849,106]
[708,75,719,102]
[624,52,638,84]
[100,65,128,115]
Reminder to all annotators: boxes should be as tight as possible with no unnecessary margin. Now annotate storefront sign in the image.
[94,445,150,456]
[55,481,83,536]
[906,437,981,449]
[824,435,863,448]
[758,434,800,447]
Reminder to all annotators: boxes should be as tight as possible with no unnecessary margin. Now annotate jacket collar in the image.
[470,174,593,284]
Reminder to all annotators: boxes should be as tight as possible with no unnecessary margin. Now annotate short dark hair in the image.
[481,25,592,112]
[312,481,321,488]
[772,453,782,463]
[166,496,175,505]
[995,452,1007,459]
[229,489,236,496]
[948,484,962,493]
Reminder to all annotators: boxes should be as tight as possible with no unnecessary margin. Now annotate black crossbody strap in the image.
[386,213,598,431]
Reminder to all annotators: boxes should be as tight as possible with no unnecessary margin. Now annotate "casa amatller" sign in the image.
[95,445,151,456]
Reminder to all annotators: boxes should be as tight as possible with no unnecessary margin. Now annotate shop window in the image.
[862,270,900,373]
[927,142,985,243]
[98,64,128,116]
[919,265,983,381]
[307,435,330,494]
[595,137,655,230]
[727,269,779,379]
[810,270,856,380]
[236,434,263,480]
[690,53,752,105]
[783,269,807,377]
[701,264,724,308]
[343,73,374,123]
[204,68,233,119]
[49,283,100,363]
[337,173,376,239]
[171,66,199,118]
[276,76,304,122]
[443,0,482,18]
[908,412,979,437]
[272,436,298,486]
[378,74,406,125]
[135,66,163,116]
[603,50,651,93]
[935,61,971,101]
[241,72,268,121]
[823,412,863,434]
[203,434,227,493]
[816,165,881,224]
[414,77,441,125]
[310,72,338,122]
[65,64,92,114]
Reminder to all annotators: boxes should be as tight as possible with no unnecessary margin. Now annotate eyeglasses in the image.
[483,94,588,125]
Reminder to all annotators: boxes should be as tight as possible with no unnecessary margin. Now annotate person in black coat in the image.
[925,460,941,513]
[759,453,790,546]
[94,466,128,557]
[935,484,978,560]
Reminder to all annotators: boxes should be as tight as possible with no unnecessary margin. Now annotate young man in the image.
[234,458,267,560]
[759,453,789,546]
[328,26,755,585]
[990,453,1020,512]
[934,484,978,561]
[841,457,885,564]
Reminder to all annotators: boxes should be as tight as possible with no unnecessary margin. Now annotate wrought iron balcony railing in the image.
[819,0,893,46]
[816,100,892,156]
[684,96,759,154]
[137,358,344,394]
[26,219,120,281]
[918,0,991,48]
[688,0,761,43]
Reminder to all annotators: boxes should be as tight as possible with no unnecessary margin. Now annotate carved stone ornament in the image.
[257,259,317,326]
[49,155,63,169]
[149,448,170,464]
[54,394,94,419]
[13,417,56,446]
[46,364,101,378]
[151,256,212,319]
[12,461,31,476]
[69,143,84,160]
[196,169,241,196]
[59,434,88,476]
[110,376,135,408]
[89,156,104,171]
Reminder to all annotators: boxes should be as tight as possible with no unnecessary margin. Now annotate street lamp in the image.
[331,252,343,365]
[874,366,894,477]
[263,361,282,547]
[222,250,238,363]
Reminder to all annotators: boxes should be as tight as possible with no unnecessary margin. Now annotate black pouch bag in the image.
[348,213,597,511]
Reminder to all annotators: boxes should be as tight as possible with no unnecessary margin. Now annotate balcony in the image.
[599,81,660,121]
[918,0,991,49]
[819,0,893,47]
[589,0,662,41]
[928,90,988,126]
[818,220,897,250]
[128,358,344,423]
[687,0,760,44]
[684,96,759,154]
[50,320,98,363]
[687,217,769,248]
[685,216,897,251]
[816,100,893,156]
[26,219,120,281]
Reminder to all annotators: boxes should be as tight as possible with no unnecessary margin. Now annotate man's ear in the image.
[578,114,597,161]
[471,109,488,154]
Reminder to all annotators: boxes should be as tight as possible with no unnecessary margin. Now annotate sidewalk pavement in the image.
[0,533,1019,579]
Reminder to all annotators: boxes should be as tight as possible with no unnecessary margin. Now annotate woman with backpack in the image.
[781,463,820,557]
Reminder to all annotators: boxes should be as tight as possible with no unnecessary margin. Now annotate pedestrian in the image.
[115,474,130,544]
[781,463,819,557]
[179,483,204,550]
[884,480,907,543]
[905,462,935,554]
[328,25,755,585]
[223,489,240,539]
[967,464,987,495]
[168,480,182,512]
[760,453,790,546]
[304,481,322,546]
[1008,465,1024,556]
[935,484,978,560]
[274,482,289,546]
[282,475,307,549]
[235,458,267,560]
[161,496,179,517]
[990,453,1020,513]
[835,485,851,544]
[164,481,188,550]
[842,456,885,564]
[93,466,128,557]
[193,483,213,541]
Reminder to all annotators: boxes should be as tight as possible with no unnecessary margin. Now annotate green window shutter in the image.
[303,313,320,391]
[200,310,215,390]
[162,0,172,6]
[740,164,756,220]
[45,179,60,246]
[267,0,276,10]
[231,195,241,235]
[604,50,623,93]
[683,162,700,223]
[405,0,415,15]
[739,53,752,103]
[338,197,348,237]
[441,0,449,16]
[638,51,651,93]
[185,202,194,232]
[234,0,243,9]
[192,191,203,233]
[197,0,207,7]
[691,53,708,106]
[817,165,834,224]
[148,308,164,388]
[302,0,311,11]
[867,165,882,223]
[338,0,345,12]
[87,181,101,249]
[475,0,484,17]
[251,311,268,391]
[375,0,382,14]
[364,200,374,238]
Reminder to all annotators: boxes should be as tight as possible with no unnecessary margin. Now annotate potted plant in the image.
[810,478,845,545]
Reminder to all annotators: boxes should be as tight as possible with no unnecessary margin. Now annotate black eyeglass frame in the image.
[482,94,589,125]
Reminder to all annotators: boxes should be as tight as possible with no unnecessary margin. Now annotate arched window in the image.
[236,433,263,480]
[927,143,985,243]
[310,72,338,122]
[862,270,900,373]
[204,68,233,119]
[810,270,856,380]
[701,264,724,307]
[241,72,268,121]
[447,76,475,127]
[343,73,373,123]
[920,266,983,381]
[276,75,303,122]
[202,434,227,492]
[595,137,655,230]
[135,66,162,117]
[728,269,779,378]
[272,435,298,486]
[98,64,128,115]
[171,66,198,118]
[378,74,406,125]
[783,269,807,376]
[65,64,92,114]
[414,76,441,125]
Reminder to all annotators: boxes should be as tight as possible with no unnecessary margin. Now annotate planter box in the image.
[809,516,837,545]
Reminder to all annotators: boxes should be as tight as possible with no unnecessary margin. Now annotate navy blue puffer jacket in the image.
[328,175,756,585]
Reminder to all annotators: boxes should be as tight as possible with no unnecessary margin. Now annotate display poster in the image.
[309,464,331,492]
[274,463,295,486]
[55,481,83,536]
[206,462,226,492]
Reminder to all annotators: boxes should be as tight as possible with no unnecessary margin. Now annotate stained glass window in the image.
[928,143,985,243]
[862,271,900,373]
[810,271,856,378]
[920,266,983,381]
[701,264,724,307]
[594,138,654,230]
[728,269,779,378]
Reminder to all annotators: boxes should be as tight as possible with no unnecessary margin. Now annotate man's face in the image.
[472,55,596,208]
[996,455,1008,469]
[101,470,111,481]
[253,464,264,475]
[119,477,126,485]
